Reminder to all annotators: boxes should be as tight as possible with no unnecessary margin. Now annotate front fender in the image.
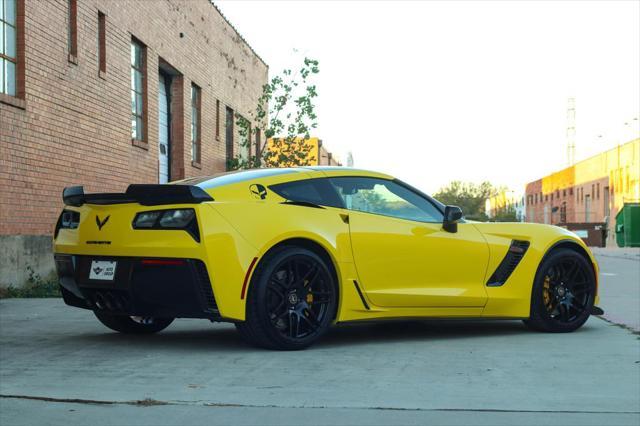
[205,202,353,321]
[474,223,598,318]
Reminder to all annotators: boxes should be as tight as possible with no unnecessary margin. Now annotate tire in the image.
[524,248,596,333]
[94,311,174,334]
[236,246,338,350]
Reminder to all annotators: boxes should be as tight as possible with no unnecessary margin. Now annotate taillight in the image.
[54,210,80,238]
[132,208,200,242]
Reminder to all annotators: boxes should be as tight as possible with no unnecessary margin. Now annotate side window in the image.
[269,179,343,208]
[329,177,443,223]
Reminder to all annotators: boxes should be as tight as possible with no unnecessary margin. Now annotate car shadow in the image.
[319,320,528,348]
[59,318,601,353]
[66,325,248,353]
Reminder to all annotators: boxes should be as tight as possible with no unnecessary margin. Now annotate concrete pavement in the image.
[595,253,640,332]
[591,246,640,261]
[0,252,638,425]
[2,397,639,426]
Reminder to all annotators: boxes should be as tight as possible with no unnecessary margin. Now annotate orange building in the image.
[525,138,639,245]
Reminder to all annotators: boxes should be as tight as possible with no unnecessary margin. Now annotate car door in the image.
[329,177,489,308]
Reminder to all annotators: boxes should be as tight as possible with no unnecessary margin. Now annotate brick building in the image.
[0,0,268,286]
[525,138,640,245]
[317,140,342,166]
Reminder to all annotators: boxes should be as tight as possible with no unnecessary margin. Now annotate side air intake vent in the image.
[486,240,530,287]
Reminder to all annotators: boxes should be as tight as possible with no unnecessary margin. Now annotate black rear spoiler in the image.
[62,184,213,207]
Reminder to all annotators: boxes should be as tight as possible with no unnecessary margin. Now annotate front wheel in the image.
[94,311,174,334]
[236,246,338,350]
[524,248,596,333]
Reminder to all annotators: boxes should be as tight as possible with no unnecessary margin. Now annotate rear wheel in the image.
[524,248,596,332]
[236,246,338,350]
[94,311,174,334]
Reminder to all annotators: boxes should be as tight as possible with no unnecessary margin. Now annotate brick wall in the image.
[524,139,639,246]
[526,177,609,225]
[0,0,268,237]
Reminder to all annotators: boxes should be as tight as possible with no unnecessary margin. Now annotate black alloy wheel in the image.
[524,248,596,332]
[236,246,337,350]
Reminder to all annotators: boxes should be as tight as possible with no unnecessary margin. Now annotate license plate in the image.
[89,260,117,281]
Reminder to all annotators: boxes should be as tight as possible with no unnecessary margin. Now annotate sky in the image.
[216,0,640,194]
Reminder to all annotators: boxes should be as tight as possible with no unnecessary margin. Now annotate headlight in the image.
[132,209,200,242]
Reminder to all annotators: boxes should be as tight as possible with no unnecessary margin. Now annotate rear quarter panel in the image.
[208,200,357,321]
[198,170,360,321]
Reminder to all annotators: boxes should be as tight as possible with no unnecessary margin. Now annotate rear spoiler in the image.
[62,184,214,207]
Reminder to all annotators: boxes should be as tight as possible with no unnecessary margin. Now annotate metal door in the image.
[158,74,171,183]
[348,212,489,307]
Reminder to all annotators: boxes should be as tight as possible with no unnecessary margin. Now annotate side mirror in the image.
[443,205,463,233]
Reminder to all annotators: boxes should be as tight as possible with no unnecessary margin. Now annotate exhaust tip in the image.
[94,292,105,310]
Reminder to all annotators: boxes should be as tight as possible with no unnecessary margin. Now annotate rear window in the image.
[184,168,301,189]
[269,178,344,208]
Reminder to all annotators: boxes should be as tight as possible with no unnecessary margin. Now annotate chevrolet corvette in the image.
[53,167,603,350]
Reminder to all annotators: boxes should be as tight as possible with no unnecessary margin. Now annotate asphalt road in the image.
[1,253,638,426]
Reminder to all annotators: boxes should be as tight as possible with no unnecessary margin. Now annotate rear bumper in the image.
[54,254,220,320]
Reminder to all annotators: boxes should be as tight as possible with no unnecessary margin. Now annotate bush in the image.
[0,266,61,298]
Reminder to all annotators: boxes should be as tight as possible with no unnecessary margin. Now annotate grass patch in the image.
[0,266,61,299]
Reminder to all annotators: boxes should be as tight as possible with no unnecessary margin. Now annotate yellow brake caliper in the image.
[543,275,552,311]
[305,279,313,309]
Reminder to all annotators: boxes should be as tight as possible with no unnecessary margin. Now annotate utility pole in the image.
[566,97,576,166]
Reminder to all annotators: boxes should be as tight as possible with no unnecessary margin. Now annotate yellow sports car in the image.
[54,167,603,350]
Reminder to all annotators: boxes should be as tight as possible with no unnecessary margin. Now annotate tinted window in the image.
[329,177,443,223]
[270,179,343,208]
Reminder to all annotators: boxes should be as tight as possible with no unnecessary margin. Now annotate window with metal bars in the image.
[97,11,106,74]
[67,0,77,59]
[191,84,201,164]
[130,39,146,142]
[0,0,18,95]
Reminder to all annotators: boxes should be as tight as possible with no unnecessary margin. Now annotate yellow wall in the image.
[265,137,321,166]
[540,139,639,208]
[606,139,640,212]
[487,191,520,212]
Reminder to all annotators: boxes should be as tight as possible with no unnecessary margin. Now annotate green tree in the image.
[228,55,320,170]
[492,206,519,222]
[355,190,387,212]
[433,181,498,221]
